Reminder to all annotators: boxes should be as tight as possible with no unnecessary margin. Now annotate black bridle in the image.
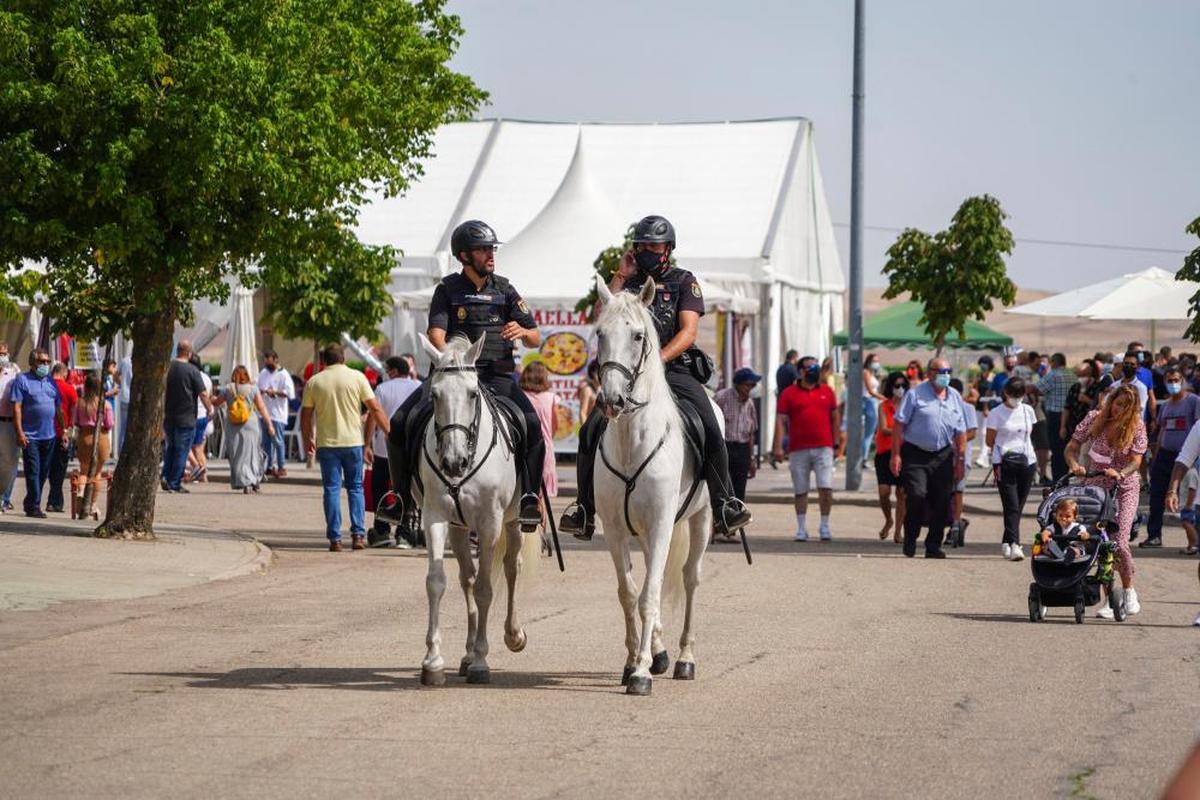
[421,364,500,526]
[597,330,651,414]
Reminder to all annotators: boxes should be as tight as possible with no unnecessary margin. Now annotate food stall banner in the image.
[516,308,593,454]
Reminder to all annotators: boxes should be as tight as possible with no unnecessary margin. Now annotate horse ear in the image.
[596,277,613,305]
[638,278,656,307]
[418,333,441,364]
[466,333,487,364]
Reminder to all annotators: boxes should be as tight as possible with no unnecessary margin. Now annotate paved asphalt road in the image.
[1,476,1198,799]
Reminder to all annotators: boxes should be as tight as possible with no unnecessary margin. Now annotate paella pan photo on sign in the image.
[538,331,588,375]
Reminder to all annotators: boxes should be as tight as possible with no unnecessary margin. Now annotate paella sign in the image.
[517,308,594,454]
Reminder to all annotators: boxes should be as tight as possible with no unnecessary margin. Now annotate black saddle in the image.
[675,397,705,468]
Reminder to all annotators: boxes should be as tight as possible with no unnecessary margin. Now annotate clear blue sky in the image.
[446,0,1199,291]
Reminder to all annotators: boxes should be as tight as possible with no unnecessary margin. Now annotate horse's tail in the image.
[491,520,542,592]
[663,518,691,610]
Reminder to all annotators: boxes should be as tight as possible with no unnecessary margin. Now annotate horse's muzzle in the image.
[440,455,469,478]
[597,392,625,419]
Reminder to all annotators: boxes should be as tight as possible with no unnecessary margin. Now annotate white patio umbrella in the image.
[219,285,257,385]
[1007,266,1199,348]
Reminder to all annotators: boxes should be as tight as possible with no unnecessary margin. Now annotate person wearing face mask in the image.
[1108,351,1154,423]
[1061,360,1106,446]
[386,219,543,535]
[874,372,908,543]
[714,368,761,541]
[9,348,64,518]
[774,357,839,541]
[0,342,22,512]
[257,350,294,479]
[860,354,885,468]
[1142,365,1200,548]
[1033,353,1077,483]
[889,358,968,558]
[561,215,752,539]
[985,378,1038,561]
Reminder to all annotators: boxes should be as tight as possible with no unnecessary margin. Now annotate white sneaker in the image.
[1126,587,1141,615]
[1096,605,1114,620]
[819,525,832,541]
[1009,545,1025,561]
[793,530,809,542]
[1001,543,1012,559]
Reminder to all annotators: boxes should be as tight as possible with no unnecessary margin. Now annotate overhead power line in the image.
[831,222,1190,255]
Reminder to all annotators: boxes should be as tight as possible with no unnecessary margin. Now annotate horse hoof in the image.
[673,661,696,681]
[505,629,528,653]
[420,667,446,687]
[621,666,635,686]
[650,650,670,675]
[625,675,652,696]
[458,658,471,677]
[466,667,491,685]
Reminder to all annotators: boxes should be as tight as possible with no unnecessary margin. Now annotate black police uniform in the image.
[573,266,738,525]
[386,271,545,517]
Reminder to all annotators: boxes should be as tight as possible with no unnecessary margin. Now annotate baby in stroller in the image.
[1034,498,1093,563]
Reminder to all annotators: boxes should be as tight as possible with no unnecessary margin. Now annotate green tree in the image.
[574,225,675,318]
[881,195,1017,354]
[1175,216,1200,342]
[0,0,484,538]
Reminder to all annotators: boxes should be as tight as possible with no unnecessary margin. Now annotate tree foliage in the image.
[881,195,1017,354]
[1176,216,1200,343]
[574,225,676,318]
[0,0,484,535]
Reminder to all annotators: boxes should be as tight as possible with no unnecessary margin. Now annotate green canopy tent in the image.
[831,301,1012,351]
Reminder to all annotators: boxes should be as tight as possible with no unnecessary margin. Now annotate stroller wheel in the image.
[1111,590,1127,622]
[1028,586,1044,622]
[1073,599,1086,624]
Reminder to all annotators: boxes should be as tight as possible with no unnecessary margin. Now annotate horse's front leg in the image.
[448,524,477,677]
[628,520,672,696]
[606,532,640,686]
[421,519,451,686]
[502,519,528,653]
[674,507,711,681]
[467,521,501,684]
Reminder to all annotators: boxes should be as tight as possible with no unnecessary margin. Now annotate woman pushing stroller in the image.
[1063,384,1146,618]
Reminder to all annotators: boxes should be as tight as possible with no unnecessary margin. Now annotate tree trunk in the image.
[95,306,175,539]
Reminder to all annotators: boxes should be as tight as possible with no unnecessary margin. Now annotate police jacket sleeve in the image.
[507,286,536,330]
[678,273,705,317]
[428,284,451,331]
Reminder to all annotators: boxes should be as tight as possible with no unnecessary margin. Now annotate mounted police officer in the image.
[560,214,753,539]
[386,220,544,530]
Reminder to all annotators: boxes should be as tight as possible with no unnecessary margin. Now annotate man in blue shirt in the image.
[10,347,62,518]
[775,350,799,398]
[889,357,967,558]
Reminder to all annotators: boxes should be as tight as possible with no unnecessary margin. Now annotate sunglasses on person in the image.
[934,368,952,375]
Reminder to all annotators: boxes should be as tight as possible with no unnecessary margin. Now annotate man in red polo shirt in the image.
[773,356,839,541]
[48,362,78,513]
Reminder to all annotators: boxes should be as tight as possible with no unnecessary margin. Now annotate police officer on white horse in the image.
[560,214,753,538]
[387,220,544,530]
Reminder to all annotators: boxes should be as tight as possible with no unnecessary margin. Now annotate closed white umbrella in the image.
[219,285,257,385]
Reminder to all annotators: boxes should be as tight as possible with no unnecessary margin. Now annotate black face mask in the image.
[635,249,668,277]
[266,364,277,372]
[1122,364,1137,379]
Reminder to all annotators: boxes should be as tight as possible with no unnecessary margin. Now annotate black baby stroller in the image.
[1027,472,1126,624]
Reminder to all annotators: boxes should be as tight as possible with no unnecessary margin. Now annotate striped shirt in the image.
[714,387,757,444]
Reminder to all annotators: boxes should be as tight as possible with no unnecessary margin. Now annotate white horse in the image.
[592,278,713,696]
[414,333,540,687]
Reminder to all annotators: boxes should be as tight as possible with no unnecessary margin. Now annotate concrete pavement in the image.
[0,470,1198,798]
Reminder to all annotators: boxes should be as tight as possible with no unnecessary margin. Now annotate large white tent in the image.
[357,118,845,435]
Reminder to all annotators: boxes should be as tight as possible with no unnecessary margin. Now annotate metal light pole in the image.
[844,0,866,491]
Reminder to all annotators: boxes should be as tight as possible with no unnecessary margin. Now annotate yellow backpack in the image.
[228,391,251,425]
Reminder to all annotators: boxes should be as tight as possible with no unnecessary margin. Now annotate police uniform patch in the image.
[517,299,529,314]
[691,282,702,298]
[457,306,467,321]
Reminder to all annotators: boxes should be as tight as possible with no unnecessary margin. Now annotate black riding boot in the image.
[560,410,603,540]
[517,408,544,531]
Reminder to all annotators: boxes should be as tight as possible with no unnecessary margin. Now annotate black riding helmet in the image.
[450,220,501,262]
[632,215,676,248]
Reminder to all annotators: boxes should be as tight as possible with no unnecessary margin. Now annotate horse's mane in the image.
[597,291,678,427]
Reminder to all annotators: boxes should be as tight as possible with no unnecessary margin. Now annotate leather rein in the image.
[595,331,703,537]
[421,364,507,527]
